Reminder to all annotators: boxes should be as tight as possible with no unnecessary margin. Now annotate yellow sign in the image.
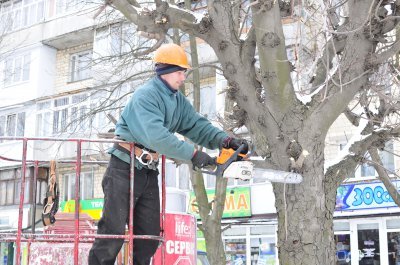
[189,187,251,218]
[60,199,104,220]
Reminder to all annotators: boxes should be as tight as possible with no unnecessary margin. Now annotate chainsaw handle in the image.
[215,144,245,177]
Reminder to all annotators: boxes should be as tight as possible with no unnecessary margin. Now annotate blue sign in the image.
[336,181,400,211]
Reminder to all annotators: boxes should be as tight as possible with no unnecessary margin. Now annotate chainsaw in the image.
[202,144,303,184]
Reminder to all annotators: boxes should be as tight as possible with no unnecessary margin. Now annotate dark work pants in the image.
[88,155,160,265]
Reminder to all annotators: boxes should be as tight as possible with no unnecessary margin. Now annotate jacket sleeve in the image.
[120,92,195,161]
[177,96,228,150]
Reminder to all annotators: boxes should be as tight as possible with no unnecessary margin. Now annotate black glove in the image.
[191,150,216,169]
[221,137,249,154]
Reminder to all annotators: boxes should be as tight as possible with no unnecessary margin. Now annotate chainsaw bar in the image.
[223,161,303,184]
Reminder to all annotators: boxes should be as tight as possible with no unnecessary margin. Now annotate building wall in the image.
[54,43,93,93]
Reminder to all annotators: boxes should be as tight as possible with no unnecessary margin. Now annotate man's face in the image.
[161,70,186,90]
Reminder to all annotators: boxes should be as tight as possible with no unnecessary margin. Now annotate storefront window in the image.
[335,234,351,264]
[358,223,380,265]
[334,221,351,264]
[251,225,276,264]
[251,238,276,265]
[387,220,400,265]
[223,225,277,265]
[387,232,399,265]
[225,238,246,264]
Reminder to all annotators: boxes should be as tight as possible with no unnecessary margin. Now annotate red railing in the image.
[0,136,166,265]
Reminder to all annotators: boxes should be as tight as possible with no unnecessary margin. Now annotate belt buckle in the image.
[137,150,153,166]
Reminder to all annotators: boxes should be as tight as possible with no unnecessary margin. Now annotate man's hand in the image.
[221,137,249,154]
[191,150,215,169]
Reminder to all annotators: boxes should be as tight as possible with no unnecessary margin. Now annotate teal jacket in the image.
[111,76,228,164]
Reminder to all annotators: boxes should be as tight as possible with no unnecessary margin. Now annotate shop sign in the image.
[336,181,400,211]
[152,213,197,265]
[188,187,251,218]
[60,198,104,220]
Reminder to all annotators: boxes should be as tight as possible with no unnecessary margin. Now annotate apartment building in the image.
[0,1,400,265]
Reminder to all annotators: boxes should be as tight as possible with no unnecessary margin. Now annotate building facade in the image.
[0,1,399,265]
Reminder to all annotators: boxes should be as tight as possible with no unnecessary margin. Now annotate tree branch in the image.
[326,126,400,186]
[368,38,400,66]
[325,154,359,186]
[368,147,400,206]
[344,107,361,126]
[112,0,206,38]
[251,0,296,115]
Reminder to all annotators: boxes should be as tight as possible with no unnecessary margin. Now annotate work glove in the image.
[221,137,249,154]
[191,150,216,169]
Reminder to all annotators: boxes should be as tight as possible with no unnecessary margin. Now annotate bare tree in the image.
[97,0,400,264]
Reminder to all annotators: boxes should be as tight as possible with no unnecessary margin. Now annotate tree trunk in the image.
[274,141,337,265]
[203,218,226,264]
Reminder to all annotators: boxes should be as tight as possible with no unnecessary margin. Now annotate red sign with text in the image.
[152,213,197,265]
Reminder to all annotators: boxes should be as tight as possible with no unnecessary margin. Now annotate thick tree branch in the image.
[305,1,377,136]
[326,126,400,186]
[251,0,296,115]
[112,0,207,38]
[368,147,400,206]
[310,31,347,91]
[325,155,359,186]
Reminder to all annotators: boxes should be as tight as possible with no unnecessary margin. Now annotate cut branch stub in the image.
[261,32,281,48]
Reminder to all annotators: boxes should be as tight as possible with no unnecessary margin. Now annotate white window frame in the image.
[200,84,217,119]
[0,168,30,206]
[63,171,94,201]
[35,101,52,137]
[0,0,44,33]
[55,0,81,15]
[95,22,153,57]
[52,97,70,134]
[3,52,31,87]
[352,141,395,180]
[70,50,92,82]
[163,160,190,190]
[0,112,25,142]
[35,84,136,137]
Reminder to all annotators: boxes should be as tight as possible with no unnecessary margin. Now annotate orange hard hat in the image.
[153,43,191,69]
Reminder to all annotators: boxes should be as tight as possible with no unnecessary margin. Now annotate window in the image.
[0,0,44,32]
[63,171,94,201]
[37,94,93,136]
[200,85,217,119]
[36,101,52,136]
[95,22,153,57]
[70,51,92,82]
[3,53,31,86]
[56,0,81,15]
[53,97,69,134]
[110,23,137,56]
[35,87,132,137]
[0,168,34,206]
[163,162,190,190]
[179,164,190,190]
[360,142,395,178]
[0,112,25,141]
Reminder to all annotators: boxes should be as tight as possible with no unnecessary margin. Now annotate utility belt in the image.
[113,141,159,168]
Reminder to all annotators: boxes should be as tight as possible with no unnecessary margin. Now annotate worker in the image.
[88,43,248,265]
